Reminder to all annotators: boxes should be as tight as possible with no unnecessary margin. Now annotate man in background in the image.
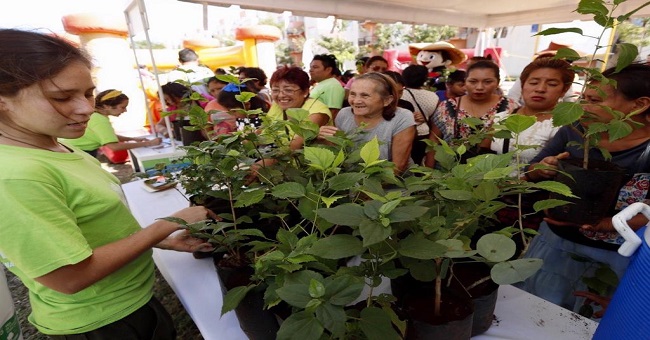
[309,54,345,119]
[166,48,214,99]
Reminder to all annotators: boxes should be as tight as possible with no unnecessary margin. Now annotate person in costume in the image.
[408,41,466,91]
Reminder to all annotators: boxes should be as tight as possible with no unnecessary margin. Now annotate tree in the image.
[406,24,458,43]
[316,36,356,63]
[372,23,407,53]
[617,18,650,52]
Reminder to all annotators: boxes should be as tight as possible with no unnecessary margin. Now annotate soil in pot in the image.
[448,261,499,337]
[548,158,628,225]
[392,273,474,340]
[401,287,474,340]
[215,256,280,340]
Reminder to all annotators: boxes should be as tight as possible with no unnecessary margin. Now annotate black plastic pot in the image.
[171,119,184,141]
[402,287,474,340]
[449,261,499,337]
[179,121,207,146]
[216,262,279,340]
[548,158,627,225]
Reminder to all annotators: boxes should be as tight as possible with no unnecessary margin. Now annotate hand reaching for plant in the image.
[318,125,339,140]
[529,151,570,180]
[156,229,215,253]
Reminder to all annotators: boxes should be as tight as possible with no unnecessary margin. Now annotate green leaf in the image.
[277,311,324,340]
[327,172,367,190]
[308,235,365,259]
[552,102,584,126]
[325,275,365,305]
[615,43,638,72]
[504,114,536,134]
[474,181,500,201]
[286,108,311,121]
[360,137,381,164]
[554,48,583,62]
[378,200,401,215]
[235,91,256,103]
[304,147,336,170]
[315,303,347,337]
[387,206,429,223]
[532,181,575,197]
[317,203,366,226]
[533,199,572,212]
[398,235,447,259]
[277,284,313,308]
[359,307,400,340]
[221,285,254,315]
[576,0,609,16]
[320,195,344,208]
[359,219,391,247]
[491,258,543,285]
[272,182,306,199]
[536,27,583,36]
[233,188,265,207]
[439,189,473,201]
[477,234,516,262]
[309,279,326,298]
[158,216,188,225]
[607,120,633,142]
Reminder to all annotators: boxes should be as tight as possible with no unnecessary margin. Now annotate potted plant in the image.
[167,73,568,339]
[534,0,649,224]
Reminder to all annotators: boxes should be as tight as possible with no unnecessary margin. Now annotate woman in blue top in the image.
[0,29,215,338]
[519,63,650,313]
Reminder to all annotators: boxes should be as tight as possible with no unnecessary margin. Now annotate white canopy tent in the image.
[179,0,650,28]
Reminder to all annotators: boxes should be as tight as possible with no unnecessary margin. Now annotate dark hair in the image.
[382,70,406,87]
[178,48,199,63]
[519,58,574,90]
[602,63,650,115]
[207,76,228,86]
[0,29,92,97]
[354,72,399,120]
[365,56,388,69]
[239,67,268,87]
[467,60,500,82]
[312,54,339,74]
[161,82,191,101]
[356,57,370,67]
[402,64,429,88]
[217,87,267,111]
[95,89,129,108]
[214,68,227,75]
[446,70,467,84]
[270,66,311,91]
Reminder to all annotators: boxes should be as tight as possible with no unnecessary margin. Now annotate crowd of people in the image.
[3,26,650,338]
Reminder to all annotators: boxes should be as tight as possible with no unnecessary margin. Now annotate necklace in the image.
[0,132,67,152]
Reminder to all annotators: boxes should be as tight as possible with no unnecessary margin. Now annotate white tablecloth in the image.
[122,180,598,340]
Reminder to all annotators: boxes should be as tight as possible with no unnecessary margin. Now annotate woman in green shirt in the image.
[63,89,161,157]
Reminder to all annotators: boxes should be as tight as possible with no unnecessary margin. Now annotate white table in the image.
[122,180,598,340]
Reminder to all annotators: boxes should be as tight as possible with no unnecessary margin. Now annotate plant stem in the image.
[434,258,442,317]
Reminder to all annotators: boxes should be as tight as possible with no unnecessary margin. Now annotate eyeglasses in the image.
[271,87,300,96]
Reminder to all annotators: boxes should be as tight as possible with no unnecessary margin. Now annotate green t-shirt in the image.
[309,77,345,110]
[0,145,154,335]
[61,113,118,151]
